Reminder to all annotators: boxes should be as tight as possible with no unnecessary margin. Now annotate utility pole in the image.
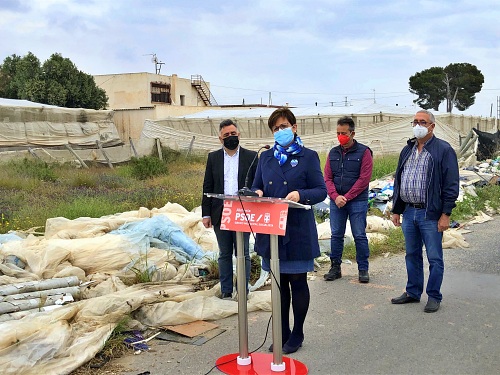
[373,89,376,104]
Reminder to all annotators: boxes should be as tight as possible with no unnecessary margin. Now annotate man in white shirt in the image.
[201,119,258,299]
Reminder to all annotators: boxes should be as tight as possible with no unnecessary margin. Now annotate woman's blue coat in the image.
[251,146,327,261]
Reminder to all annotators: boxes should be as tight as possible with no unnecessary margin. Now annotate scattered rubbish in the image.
[450,221,460,229]
[472,128,500,160]
[54,293,74,305]
[343,259,352,265]
[124,331,151,352]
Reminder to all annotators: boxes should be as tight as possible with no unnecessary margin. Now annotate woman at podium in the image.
[252,107,327,354]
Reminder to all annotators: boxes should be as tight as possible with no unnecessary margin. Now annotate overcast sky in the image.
[1,0,499,116]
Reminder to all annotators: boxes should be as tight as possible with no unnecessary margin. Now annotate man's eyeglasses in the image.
[411,120,432,127]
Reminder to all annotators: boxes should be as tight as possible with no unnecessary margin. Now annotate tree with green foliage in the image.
[0,52,108,109]
[409,63,484,113]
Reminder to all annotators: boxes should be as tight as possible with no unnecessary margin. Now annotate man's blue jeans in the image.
[329,199,370,270]
[214,225,250,294]
[402,206,444,302]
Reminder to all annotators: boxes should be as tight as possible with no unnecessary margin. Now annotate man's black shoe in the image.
[424,299,440,313]
[391,292,420,304]
[220,292,232,300]
[359,270,369,283]
[324,260,342,281]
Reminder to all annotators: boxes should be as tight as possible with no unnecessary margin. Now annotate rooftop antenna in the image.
[144,53,165,74]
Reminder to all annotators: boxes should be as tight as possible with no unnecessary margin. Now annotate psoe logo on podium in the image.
[220,200,288,235]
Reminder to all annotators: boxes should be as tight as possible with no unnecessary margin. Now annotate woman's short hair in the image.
[268,108,296,130]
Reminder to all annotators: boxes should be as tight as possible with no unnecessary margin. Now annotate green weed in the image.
[9,158,58,182]
[342,227,406,260]
[452,184,500,221]
[130,156,168,180]
[100,317,132,359]
[371,154,399,180]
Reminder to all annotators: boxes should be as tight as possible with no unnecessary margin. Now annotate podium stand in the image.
[206,193,309,374]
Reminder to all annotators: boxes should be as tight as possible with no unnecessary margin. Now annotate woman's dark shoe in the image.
[268,330,291,352]
[282,334,304,354]
[283,341,302,354]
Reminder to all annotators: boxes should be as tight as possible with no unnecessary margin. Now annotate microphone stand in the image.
[238,145,270,196]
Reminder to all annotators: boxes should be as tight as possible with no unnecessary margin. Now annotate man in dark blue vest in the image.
[324,116,373,283]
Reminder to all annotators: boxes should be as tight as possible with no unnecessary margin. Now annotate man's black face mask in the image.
[223,135,239,150]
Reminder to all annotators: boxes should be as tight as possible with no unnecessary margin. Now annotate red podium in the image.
[205,193,310,374]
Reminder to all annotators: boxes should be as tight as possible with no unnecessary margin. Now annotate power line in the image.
[210,84,410,97]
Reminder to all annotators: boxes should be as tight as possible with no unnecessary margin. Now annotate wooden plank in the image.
[129,137,138,157]
[155,138,163,160]
[96,140,113,168]
[27,147,42,160]
[186,135,195,156]
[64,144,89,168]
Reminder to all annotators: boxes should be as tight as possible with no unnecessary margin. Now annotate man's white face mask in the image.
[413,124,429,139]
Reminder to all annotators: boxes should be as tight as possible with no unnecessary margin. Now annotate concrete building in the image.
[94,72,218,140]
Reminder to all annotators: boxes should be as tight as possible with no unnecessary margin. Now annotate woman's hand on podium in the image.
[285,190,300,203]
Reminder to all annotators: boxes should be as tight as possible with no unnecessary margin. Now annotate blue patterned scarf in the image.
[273,136,304,166]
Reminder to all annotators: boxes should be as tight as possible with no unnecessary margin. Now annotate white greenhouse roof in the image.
[176,103,443,119]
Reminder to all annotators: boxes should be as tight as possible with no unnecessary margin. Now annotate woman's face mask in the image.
[274,127,295,147]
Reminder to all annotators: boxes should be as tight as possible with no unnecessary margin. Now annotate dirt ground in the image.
[70,216,500,375]
[69,258,384,375]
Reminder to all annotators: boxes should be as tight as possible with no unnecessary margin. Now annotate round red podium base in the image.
[215,352,308,374]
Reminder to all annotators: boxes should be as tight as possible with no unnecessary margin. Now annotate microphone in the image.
[238,144,270,196]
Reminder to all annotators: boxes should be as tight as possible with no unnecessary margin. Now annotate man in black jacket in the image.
[201,119,257,299]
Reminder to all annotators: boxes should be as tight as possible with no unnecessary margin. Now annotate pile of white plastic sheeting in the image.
[0,280,271,375]
[44,203,218,252]
[0,203,222,286]
[0,203,273,374]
